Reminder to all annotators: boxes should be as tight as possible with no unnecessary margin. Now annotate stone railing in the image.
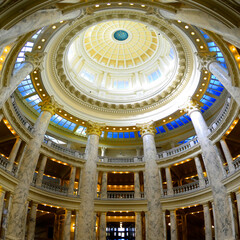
[173,181,200,195]
[107,192,135,199]
[39,179,69,195]
[208,95,231,134]
[158,138,199,159]
[233,156,240,170]
[163,177,209,197]
[0,155,17,176]
[99,156,143,163]
[44,137,85,159]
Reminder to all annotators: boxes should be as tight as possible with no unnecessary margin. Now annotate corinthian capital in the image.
[24,51,46,70]
[137,121,156,137]
[180,97,202,115]
[86,120,105,137]
[38,96,62,115]
[195,52,217,71]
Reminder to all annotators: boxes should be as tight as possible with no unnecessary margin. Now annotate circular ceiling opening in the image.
[113,30,129,41]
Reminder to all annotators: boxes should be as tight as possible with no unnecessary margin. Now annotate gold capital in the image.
[24,51,46,70]
[137,121,156,137]
[180,97,202,115]
[86,120,105,137]
[38,96,62,115]
[195,52,217,71]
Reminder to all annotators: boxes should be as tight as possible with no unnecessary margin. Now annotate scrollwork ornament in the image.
[195,52,217,71]
[137,121,156,137]
[86,120,105,136]
[38,95,62,116]
[24,51,46,70]
[180,97,202,115]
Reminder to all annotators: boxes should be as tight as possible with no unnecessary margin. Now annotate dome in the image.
[0,1,240,240]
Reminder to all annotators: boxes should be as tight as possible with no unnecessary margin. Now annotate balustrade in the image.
[99,156,143,163]
[233,156,240,170]
[107,192,135,199]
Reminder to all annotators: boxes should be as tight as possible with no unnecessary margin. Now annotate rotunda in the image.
[0,1,240,240]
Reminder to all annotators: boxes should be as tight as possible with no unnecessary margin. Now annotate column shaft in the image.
[74,210,80,240]
[228,194,239,239]
[189,108,233,240]
[68,166,76,195]
[236,192,240,232]
[203,204,213,240]
[135,212,142,240]
[101,172,107,199]
[0,63,33,109]
[165,167,173,195]
[159,169,164,196]
[162,211,166,240]
[99,212,106,240]
[0,9,81,47]
[194,156,205,188]
[0,188,6,226]
[209,62,240,106]
[63,210,72,240]
[134,172,141,198]
[27,203,37,240]
[78,133,100,240]
[35,155,47,187]
[7,137,22,171]
[142,133,164,239]
[170,210,178,240]
[220,139,235,173]
[77,168,81,196]
[6,110,53,239]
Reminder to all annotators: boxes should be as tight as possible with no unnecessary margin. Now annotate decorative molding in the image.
[137,121,156,137]
[24,51,46,70]
[39,95,62,115]
[86,120,105,137]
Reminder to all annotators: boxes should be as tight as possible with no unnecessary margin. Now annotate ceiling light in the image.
[95,4,100,7]
[41,39,45,42]
[191,32,195,35]
[107,3,111,5]
[177,20,181,23]
[185,25,189,29]
[141,5,145,7]
[60,20,64,23]
[52,26,56,29]
[38,46,41,49]
[118,3,122,5]
[196,38,200,42]
[200,46,204,49]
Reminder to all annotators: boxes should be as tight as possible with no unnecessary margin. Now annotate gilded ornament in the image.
[86,120,105,136]
[38,96,62,115]
[137,121,156,137]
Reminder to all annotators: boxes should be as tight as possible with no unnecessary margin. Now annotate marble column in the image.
[228,194,239,239]
[15,142,27,177]
[27,203,38,240]
[78,121,105,240]
[134,172,141,199]
[1,192,13,239]
[162,211,167,240]
[6,137,22,172]
[53,214,60,240]
[165,167,173,195]
[236,192,240,231]
[203,203,213,240]
[93,213,97,239]
[182,214,187,240]
[158,8,240,49]
[170,210,178,240]
[136,147,141,157]
[101,172,107,199]
[137,121,164,240]
[63,210,71,240]
[0,52,45,109]
[220,139,235,173]
[135,212,142,240]
[35,155,47,187]
[6,96,62,240]
[194,156,205,188]
[183,99,233,240]
[0,187,6,226]
[68,166,76,195]
[77,168,81,196]
[0,9,82,48]
[159,169,164,196]
[101,147,107,157]
[99,212,106,240]
[197,53,240,106]
[74,210,80,240]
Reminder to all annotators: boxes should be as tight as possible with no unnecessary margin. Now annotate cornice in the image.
[45,9,195,116]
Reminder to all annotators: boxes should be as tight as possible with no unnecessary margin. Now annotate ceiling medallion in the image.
[113,30,129,41]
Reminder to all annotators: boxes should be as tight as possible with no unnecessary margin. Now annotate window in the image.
[148,69,161,83]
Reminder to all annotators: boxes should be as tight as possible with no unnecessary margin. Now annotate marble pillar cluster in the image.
[0,9,83,48]
[78,121,105,240]
[6,96,62,240]
[183,99,234,240]
[137,121,164,240]
[0,51,45,110]
[197,52,240,107]
[101,172,107,199]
